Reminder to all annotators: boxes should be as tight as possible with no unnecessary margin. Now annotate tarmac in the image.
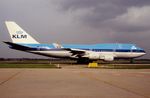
[0,67,149,98]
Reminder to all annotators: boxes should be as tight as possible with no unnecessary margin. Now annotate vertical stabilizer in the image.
[5,21,39,44]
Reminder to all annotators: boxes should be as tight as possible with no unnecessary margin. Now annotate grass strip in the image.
[0,64,57,68]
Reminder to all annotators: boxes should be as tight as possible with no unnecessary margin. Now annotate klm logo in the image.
[12,31,27,39]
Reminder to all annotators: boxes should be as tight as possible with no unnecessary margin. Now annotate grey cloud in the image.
[56,0,150,29]
[104,6,150,32]
[57,0,150,10]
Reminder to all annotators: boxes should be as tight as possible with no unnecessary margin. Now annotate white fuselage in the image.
[30,50,146,59]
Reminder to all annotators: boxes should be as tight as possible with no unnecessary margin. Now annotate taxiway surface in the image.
[0,68,149,98]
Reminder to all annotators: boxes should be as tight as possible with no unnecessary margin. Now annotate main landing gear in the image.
[77,59,93,64]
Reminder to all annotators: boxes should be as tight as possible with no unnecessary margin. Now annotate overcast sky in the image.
[0,0,150,58]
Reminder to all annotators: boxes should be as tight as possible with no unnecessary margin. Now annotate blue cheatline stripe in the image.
[19,43,145,53]
[81,49,145,53]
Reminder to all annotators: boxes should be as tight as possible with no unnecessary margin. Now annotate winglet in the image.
[53,43,63,48]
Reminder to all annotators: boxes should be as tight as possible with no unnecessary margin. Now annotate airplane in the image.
[4,21,146,63]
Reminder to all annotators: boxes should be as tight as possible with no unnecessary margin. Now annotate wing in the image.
[64,48,88,58]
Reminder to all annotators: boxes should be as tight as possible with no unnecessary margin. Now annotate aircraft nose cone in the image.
[143,52,146,55]
[141,51,146,56]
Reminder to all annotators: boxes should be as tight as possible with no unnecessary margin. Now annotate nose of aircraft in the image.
[142,52,146,56]
[140,49,146,56]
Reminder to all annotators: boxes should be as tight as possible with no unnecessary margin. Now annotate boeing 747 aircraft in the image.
[4,21,146,63]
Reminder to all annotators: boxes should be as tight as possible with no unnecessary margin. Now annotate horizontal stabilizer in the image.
[3,41,35,51]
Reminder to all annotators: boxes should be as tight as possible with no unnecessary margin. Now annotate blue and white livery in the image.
[4,21,146,62]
